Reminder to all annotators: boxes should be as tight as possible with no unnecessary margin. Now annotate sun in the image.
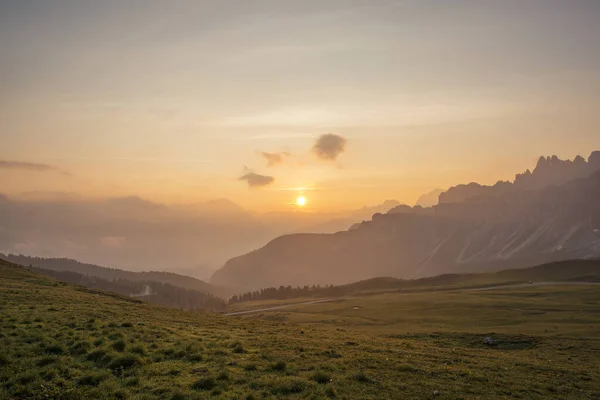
[296,195,307,207]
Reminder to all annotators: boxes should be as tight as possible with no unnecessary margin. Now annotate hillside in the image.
[2,258,600,399]
[212,154,600,289]
[1,254,218,295]
[32,267,226,312]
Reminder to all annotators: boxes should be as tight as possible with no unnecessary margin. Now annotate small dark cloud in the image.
[0,160,71,176]
[239,170,275,188]
[312,134,347,161]
[261,151,290,167]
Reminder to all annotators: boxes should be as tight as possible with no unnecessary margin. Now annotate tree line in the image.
[228,284,343,304]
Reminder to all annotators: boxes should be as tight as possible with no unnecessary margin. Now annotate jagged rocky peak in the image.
[387,204,413,214]
[439,151,600,204]
[414,188,445,208]
[589,151,600,169]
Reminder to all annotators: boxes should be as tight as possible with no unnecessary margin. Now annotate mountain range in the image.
[211,151,600,290]
[0,193,398,280]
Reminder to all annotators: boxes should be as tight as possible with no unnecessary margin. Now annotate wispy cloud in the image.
[261,151,290,167]
[312,134,347,161]
[0,160,72,176]
[239,169,275,188]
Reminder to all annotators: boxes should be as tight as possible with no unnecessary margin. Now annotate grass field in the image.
[233,285,600,335]
[2,259,600,399]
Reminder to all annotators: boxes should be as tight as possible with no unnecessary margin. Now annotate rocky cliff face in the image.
[211,153,600,290]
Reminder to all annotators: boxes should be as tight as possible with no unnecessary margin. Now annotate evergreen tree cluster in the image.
[229,284,340,304]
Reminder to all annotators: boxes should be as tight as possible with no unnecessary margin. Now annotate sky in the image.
[1,0,600,212]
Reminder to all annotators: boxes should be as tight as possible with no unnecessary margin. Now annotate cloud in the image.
[312,134,347,161]
[261,151,290,167]
[0,160,71,176]
[239,170,275,188]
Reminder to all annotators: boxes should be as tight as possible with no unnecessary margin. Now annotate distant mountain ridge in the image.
[414,188,444,208]
[211,151,600,290]
[439,151,600,204]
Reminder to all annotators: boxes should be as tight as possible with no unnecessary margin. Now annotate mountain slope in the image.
[0,254,218,295]
[31,266,226,312]
[212,156,600,289]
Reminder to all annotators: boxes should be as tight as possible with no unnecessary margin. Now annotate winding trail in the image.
[224,298,338,316]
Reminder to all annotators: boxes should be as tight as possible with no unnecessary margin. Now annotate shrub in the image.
[112,339,126,352]
[271,360,287,371]
[271,377,305,395]
[45,344,66,355]
[325,386,337,398]
[353,371,372,383]
[312,371,331,384]
[121,322,133,328]
[78,372,108,387]
[0,353,9,366]
[70,340,92,355]
[125,377,140,387]
[108,354,142,373]
[217,370,229,381]
[243,363,257,371]
[40,369,58,381]
[112,389,128,400]
[191,377,216,391]
[130,344,146,355]
[107,332,123,340]
[232,343,245,354]
[87,348,108,362]
[187,353,203,362]
[37,356,58,367]
[86,349,114,367]
[16,372,37,385]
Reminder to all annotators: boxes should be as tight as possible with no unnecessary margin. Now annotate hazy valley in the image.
[213,152,600,289]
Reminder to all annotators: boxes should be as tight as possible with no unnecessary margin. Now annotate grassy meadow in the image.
[2,259,600,399]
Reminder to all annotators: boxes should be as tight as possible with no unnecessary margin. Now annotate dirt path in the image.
[224,298,338,316]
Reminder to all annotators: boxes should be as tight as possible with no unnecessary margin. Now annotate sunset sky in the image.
[2,0,600,211]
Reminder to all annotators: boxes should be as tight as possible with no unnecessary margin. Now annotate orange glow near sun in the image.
[296,195,307,207]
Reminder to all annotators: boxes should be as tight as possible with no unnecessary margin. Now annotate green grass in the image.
[238,286,600,335]
[1,259,600,399]
[227,258,600,312]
